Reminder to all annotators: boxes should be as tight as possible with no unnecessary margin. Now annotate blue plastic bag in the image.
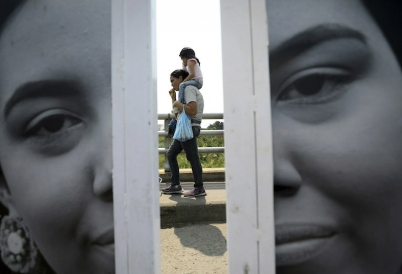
[173,107,193,142]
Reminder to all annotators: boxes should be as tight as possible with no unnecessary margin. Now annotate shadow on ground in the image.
[173,224,227,256]
[168,193,206,205]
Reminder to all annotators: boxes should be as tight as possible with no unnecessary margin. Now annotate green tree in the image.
[206,121,224,130]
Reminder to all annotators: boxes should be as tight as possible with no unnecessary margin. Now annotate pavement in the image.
[159,168,226,227]
[159,179,228,274]
[159,182,226,228]
[161,223,228,274]
[159,173,228,274]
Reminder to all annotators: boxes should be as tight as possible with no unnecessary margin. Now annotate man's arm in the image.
[172,101,197,117]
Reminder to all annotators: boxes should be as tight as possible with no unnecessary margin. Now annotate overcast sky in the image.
[156,0,223,115]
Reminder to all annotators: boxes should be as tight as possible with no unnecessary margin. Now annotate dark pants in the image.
[167,126,204,189]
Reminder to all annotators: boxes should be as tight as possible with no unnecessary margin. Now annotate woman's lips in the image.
[91,229,114,247]
[275,224,337,267]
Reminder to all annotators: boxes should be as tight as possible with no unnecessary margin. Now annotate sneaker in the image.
[183,187,206,197]
[161,184,183,194]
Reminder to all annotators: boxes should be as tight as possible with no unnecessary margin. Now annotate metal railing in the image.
[158,113,224,171]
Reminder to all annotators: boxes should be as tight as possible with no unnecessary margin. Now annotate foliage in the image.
[207,121,224,130]
[159,121,225,169]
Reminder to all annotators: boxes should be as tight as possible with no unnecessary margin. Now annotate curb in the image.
[160,189,226,228]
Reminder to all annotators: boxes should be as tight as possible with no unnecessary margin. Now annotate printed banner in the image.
[268,1,402,273]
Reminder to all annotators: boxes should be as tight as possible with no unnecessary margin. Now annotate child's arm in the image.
[182,59,197,82]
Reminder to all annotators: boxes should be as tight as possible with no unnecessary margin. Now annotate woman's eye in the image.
[22,109,85,155]
[33,115,80,135]
[293,74,326,96]
[27,114,82,136]
[277,68,352,104]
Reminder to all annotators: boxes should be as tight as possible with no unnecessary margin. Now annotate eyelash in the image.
[276,67,353,104]
[25,109,83,146]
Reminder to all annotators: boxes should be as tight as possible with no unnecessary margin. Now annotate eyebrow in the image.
[270,23,367,69]
[4,80,83,117]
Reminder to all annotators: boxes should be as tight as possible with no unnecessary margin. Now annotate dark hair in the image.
[363,0,402,68]
[170,69,189,80]
[179,47,201,66]
[0,0,25,34]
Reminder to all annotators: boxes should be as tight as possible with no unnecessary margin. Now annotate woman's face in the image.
[269,0,402,273]
[0,0,113,273]
[170,75,183,91]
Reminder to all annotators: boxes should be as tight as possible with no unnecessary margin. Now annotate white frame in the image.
[221,0,275,273]
[111,0,275,272]
[112,0,160,273]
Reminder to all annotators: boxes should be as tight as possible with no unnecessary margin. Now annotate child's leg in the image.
[187,79,202,89]
[194,80,202,90]
[178,80,202,103]
[178,83,186,103]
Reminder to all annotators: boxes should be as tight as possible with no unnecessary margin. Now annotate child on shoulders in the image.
[178,47,203,103]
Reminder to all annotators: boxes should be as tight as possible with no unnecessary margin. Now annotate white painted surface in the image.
[112,0,160,273]
[220,0,275,273]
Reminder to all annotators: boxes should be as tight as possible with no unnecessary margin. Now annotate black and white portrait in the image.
[268,0,402,273]
[0,0,113,273]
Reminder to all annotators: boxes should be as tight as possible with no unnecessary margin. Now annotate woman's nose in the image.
[92,135,113,202]
[93,162,113,201]
[272,119,303,196]
[273,157,302,196]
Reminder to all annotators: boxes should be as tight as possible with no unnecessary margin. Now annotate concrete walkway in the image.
[160,182,227,228]
[159,170,228,273]
[161,223,228,274]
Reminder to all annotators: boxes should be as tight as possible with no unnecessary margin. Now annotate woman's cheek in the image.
[2,146,92,246]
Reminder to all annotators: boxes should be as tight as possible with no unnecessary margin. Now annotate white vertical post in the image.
[112,0,160,273]
[221,0,275,273]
